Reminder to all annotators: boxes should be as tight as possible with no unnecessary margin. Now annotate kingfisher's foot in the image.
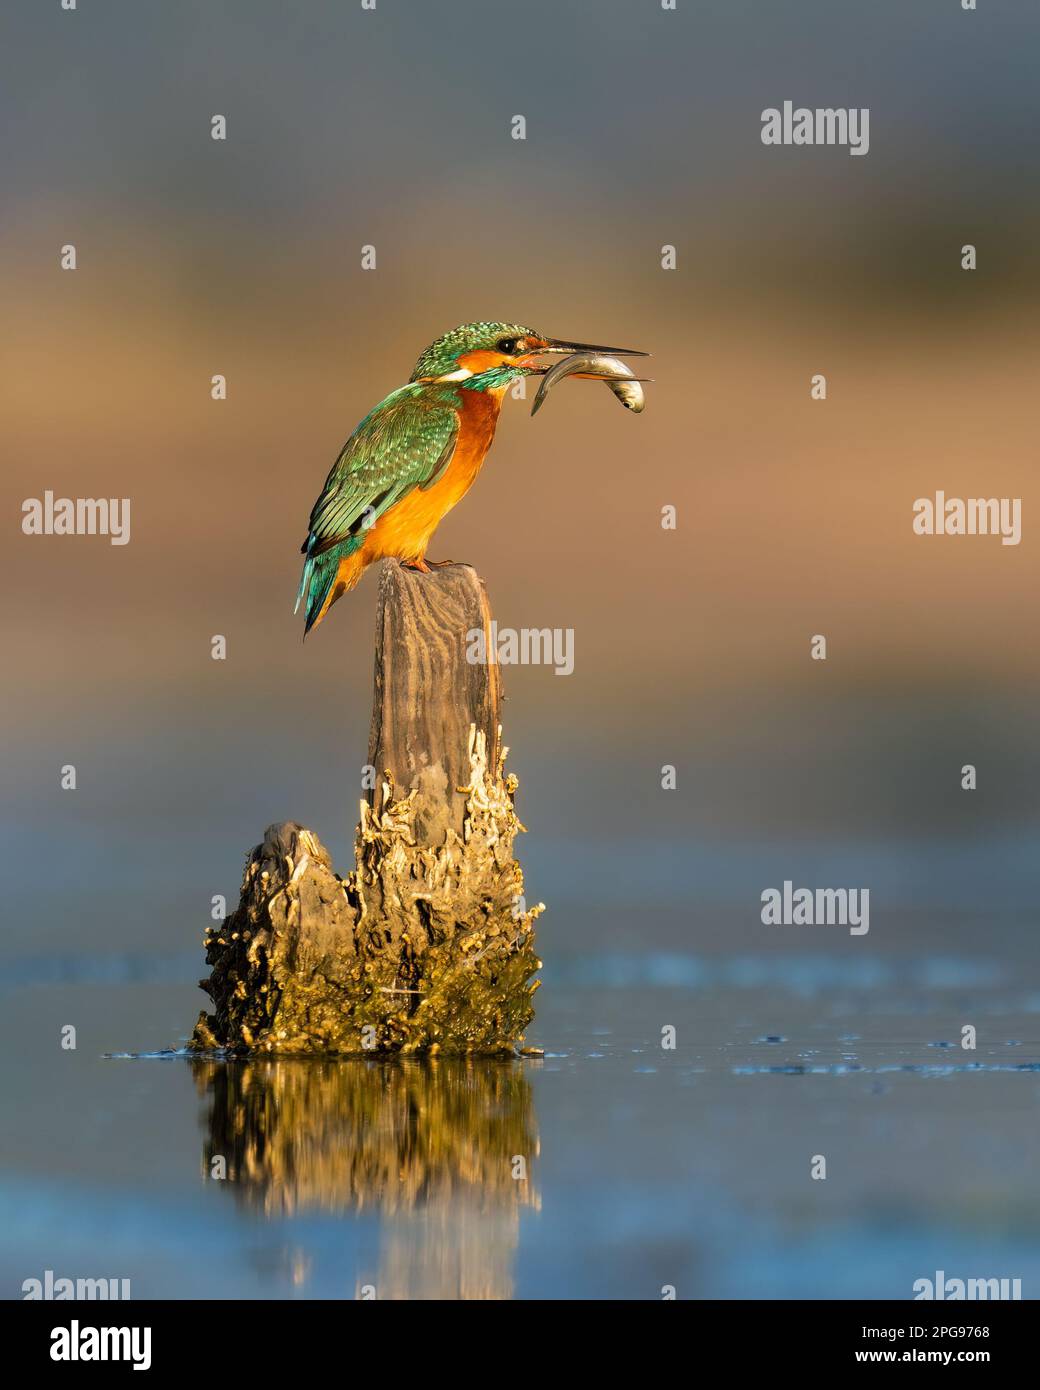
[400,558,432,573]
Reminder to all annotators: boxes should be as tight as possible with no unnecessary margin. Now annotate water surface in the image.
[3,952,1039,1299]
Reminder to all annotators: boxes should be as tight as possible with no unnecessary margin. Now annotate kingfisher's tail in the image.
[296,540,365,637]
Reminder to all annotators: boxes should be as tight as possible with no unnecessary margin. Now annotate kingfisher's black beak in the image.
[541,337,649,357]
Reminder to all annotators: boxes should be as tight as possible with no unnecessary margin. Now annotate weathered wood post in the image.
[369,560,501,845]
[191,561,543,1055]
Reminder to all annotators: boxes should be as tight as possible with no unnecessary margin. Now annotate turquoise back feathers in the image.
[296,381,462,635]
[295,537,364,635]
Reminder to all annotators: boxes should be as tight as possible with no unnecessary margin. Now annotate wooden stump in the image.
[369,561,500,845]
[190,561,544,1055]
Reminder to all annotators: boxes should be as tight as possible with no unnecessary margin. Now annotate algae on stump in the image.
[191,562,544,1055]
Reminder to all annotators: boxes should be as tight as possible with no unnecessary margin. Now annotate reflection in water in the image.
[192,1057,539,1299]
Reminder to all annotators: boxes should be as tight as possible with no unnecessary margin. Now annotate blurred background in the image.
[2,0,1038,1300]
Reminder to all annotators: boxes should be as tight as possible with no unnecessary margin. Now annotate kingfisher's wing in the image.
[302,386,460,560]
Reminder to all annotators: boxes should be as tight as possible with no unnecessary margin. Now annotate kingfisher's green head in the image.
[409,321,650,393]
[409,322,542,387]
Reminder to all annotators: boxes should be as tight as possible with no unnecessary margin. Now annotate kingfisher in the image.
[296,321,647,635]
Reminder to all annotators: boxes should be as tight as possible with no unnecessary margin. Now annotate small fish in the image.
[531,352,649,416]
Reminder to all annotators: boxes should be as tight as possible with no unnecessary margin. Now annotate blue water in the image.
[3,950,1039,1299]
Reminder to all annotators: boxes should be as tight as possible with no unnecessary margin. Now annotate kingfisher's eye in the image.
[496,337,521,355]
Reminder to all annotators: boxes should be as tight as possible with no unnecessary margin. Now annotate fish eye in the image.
[496,336,521,355]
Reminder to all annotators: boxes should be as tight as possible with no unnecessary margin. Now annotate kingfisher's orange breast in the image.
[367,388,503,563]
